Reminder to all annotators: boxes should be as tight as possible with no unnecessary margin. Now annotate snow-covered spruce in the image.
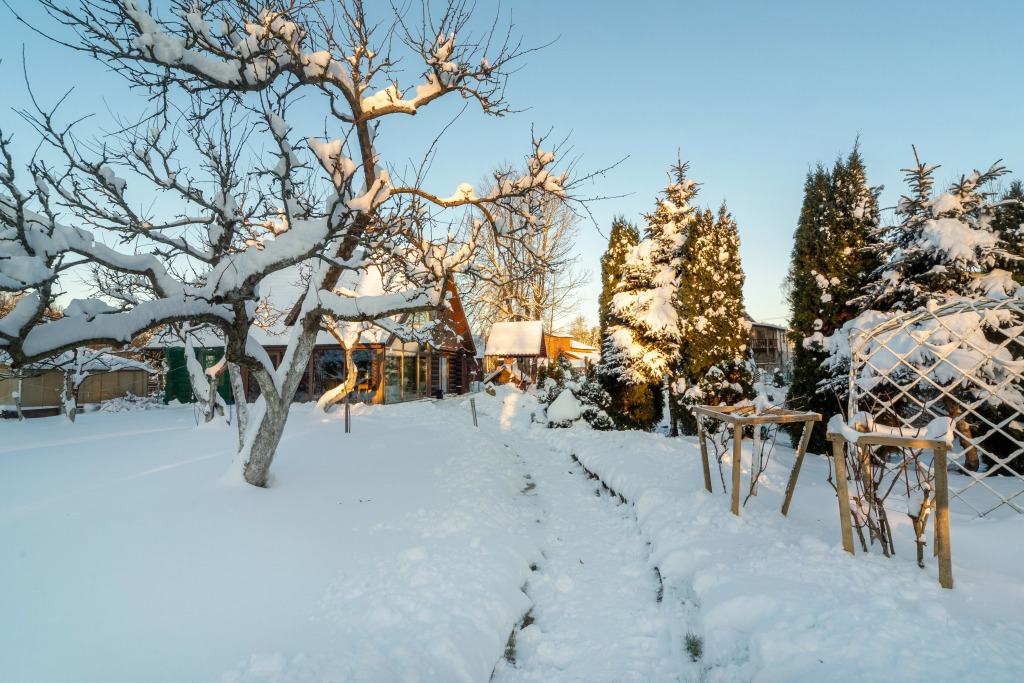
[601,162,698,430]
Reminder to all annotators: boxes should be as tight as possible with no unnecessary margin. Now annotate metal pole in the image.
[471,397,478,427]
[345,393,351,434]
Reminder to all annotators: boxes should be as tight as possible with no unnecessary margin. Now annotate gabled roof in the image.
[485,321,546,357]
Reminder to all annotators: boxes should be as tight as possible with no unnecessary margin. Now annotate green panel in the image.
[162,346,234,404]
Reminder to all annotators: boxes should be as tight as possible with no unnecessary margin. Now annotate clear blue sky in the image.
[2,0,1023,327]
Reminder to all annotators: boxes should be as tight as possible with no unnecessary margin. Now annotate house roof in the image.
[750,321,790,332]
[146,266,476,354]
[485,321,546,357]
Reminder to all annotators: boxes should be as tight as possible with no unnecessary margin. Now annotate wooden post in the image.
[344,393,351,434]
[750,423,761,497]
[471,397,478,427]
[698,421,713,493]
[781,421,814,516]
[932,444,953,589]
[731,428,743,516]
[831,438,856,555]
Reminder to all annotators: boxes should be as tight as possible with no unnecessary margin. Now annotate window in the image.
[385,351,402,403]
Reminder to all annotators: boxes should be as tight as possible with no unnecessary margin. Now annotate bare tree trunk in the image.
[62,370,77,423]
[315,345,358,413]
[15,377,23,421]
[237,320,320,487]
[227,362,248,452]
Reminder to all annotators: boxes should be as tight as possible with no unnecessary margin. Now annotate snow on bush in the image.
[99,393,164,413]
[535,355,614,429]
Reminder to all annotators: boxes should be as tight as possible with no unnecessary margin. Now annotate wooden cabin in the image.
[544,334,599,370]
[483,321,547,386]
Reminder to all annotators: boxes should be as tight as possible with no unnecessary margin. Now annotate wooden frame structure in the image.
[825,428,953,589]
[692,405,821,517]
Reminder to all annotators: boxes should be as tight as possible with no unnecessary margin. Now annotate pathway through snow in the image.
[488,410,693,680]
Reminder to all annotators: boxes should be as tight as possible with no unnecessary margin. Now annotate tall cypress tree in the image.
[598,215,640,340]
[675,204,754,434]
[784,145,880,452]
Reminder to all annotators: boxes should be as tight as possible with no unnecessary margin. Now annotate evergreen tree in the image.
[784,146,881,452]
[676,205,755,434]
[991,180,1024,285]
[852,150,1018,472]
[602,163,697,430]
[598,216,640,341]
[857,149,1014,311]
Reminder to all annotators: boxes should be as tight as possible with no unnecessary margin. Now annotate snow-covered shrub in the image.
[535,355,614,429]
[771,369,786,388]
[99,393,164,413]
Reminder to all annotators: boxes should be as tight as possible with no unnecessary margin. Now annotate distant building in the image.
[483,321,547,388]
[747,318,793,376]
[483,321,600,387]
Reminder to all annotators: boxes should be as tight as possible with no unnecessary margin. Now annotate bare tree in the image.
[464,182,589,331]
[0,0,581,487]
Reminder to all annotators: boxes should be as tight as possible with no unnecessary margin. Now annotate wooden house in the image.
[149,266,478,406]
[482,321,547,386]
[544,334,599,370]
[748,319,793,376]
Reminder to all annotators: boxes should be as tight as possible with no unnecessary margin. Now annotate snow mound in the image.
[546,390,582,423]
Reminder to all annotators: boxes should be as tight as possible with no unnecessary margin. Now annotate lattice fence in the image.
[848,297,1024,517]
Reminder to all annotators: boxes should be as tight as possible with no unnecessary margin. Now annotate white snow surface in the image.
[2,388,1024,681]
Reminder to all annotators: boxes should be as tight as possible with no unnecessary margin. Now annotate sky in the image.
[2,0,1024,328]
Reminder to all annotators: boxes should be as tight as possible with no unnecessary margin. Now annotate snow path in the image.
[479,393,694,680]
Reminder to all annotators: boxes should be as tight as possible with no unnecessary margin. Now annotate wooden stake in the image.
[750,424,761,497]
[471,397,478,427]
[731,429,743,516]
[933,444,953,589]
[344,393,351,434]
[781,421,814,516]
[698,422,713,493]
[831,438,856,555]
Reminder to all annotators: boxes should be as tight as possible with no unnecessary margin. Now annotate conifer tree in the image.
[676,205,755,434]
[602,163,697,430]
[852,151,1018,472]
[784,146,880,452]
[598,216,640,340]
[857,150,1014,311]
[991,180,1024,285]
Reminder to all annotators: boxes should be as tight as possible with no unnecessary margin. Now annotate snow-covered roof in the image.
[250,266,390,346]
[146,265,392,349]
[485,321,545,356]
[0,350,154,373]
[749,321,790,332]
[569,339,596,352]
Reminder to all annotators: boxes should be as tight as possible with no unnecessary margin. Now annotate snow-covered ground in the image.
[3,388,1024,681]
